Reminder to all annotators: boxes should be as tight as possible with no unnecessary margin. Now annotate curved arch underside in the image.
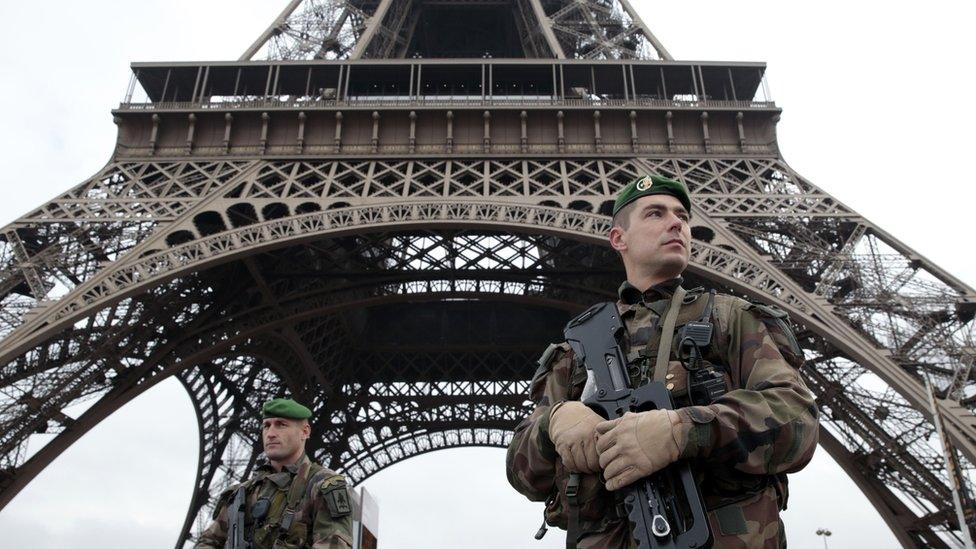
[0,156,973,547]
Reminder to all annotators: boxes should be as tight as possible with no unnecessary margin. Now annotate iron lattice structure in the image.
[1,1,975,547]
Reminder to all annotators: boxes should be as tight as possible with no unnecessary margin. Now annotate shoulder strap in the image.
[698,290,716,323]
[278,459,313,533]
[653,286,687,383]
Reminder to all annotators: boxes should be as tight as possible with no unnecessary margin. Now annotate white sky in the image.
[0,1,973,548]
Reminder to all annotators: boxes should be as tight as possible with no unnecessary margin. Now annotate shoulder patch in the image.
[320,475,352,518]
[320,474,346,490]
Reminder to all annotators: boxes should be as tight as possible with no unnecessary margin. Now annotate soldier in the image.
[506,174,819,548]
[196,398,353,549]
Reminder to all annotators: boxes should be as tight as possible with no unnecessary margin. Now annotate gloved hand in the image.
[548,401,603,474]
[594,409,683,491]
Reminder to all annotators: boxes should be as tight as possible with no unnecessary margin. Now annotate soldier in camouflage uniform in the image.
[196,398,353,549]
[506,175,819,548]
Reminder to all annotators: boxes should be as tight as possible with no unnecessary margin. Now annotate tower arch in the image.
[1,2,974,546]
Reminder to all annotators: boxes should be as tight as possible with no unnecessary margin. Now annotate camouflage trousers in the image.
[576,486,787,549]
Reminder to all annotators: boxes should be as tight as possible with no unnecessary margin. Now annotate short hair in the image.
[612,200,638,230]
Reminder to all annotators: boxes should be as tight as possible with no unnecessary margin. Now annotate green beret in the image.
[612,174,691,217]
[262,398,312,420]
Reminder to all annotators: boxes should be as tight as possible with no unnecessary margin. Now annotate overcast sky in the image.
[0,1,973,548]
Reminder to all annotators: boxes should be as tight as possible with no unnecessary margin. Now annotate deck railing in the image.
[117,96,776,112]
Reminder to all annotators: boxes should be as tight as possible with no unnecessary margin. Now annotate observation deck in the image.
[113,59,780,158]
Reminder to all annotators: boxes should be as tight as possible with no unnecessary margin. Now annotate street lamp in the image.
[816,528,833,549]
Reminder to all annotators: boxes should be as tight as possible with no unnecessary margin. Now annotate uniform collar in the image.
[618,277,684,307]
[256,453,310,475]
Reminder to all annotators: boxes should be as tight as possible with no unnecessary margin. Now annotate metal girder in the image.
[546,0,669,60]
[371,0,420,59]
[242,257,336,398]
[817,428,944,548]
[241,0,373,60]
[2,231,48,301]
[526,0,567,58]
[240,0,307,60]
[616,0,673,60]
[238,0,672,60]
[349,0,395,59]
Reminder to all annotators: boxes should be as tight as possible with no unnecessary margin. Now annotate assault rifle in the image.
[564,302,711,549]
[225,485,251,549]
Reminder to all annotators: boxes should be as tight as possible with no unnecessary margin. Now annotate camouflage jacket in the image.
[195,454,353,549]
[506,279,819,548]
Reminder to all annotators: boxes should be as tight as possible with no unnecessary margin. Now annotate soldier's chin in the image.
[657,255,689,277]
[265,446,289,459]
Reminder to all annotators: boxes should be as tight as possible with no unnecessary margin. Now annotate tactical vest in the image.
[229,460,328,549]
[544,288,805,540]
[635,290,802,504]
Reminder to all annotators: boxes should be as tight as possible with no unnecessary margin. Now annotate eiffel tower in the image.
[0,1,974,547]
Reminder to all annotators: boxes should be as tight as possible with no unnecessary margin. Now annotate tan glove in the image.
[548,401,603,474]
[594,409,684,491]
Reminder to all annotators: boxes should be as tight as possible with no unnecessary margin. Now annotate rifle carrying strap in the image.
[653,286,687,383]
[565,473,581,549]
[278,459,313,534]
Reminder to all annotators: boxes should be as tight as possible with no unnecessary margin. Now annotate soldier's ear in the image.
[609,226,627,253]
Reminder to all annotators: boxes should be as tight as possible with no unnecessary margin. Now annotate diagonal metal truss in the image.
[242,0,671,60]
[241,0,378,61]
[1,155,973,546]
[3,1,976,547]
[543,0,671,59]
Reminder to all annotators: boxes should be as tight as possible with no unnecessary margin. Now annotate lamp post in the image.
[816,528,832,549]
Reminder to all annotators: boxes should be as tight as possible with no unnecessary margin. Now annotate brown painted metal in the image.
[0,1,974,547]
